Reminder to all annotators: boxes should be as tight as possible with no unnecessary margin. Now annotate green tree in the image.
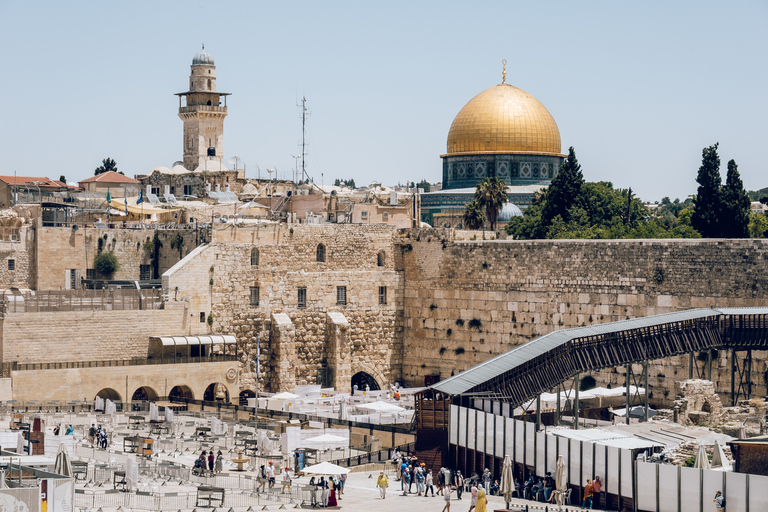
[170,233,185,258]
[416,180,431,193]
[541,146,584,228]
[59,175,67,183]
[691,144,723,238]
[474,177,508,231]
[93,252,120,277]
[720,159,750,238]
[462,199,486,230]
[748,213,768,238]
[94,158,118,176]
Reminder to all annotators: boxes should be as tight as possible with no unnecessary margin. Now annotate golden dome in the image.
[445,83,563,157]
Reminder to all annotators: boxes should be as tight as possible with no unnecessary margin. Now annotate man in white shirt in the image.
[267,461,276,488]
[281,467,291,493]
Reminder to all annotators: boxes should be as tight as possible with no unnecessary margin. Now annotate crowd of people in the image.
[193,450,224,476]
[87,423,110,449]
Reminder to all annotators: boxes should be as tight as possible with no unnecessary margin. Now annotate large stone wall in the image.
[399,231,768,404]
[0,225,35,290]
[166,223,404,394]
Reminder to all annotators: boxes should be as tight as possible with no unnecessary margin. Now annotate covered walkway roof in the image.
[429,307,768,405]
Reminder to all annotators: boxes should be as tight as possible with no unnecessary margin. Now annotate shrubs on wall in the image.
[94,252,120,277]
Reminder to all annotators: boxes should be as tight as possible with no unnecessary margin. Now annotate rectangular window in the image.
[361,211,368,219]
[184,185,193,197]
[250,286,260,306]
[151,187,160,196]
[336,286,347,306]
[139,264,151,280]
[86,268,95,280]
[298,287,307,308]
[200,312,206,323]
[379,286,387,305]
[7,259,14,271]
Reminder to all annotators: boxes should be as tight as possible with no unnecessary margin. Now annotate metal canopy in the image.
[429,307,768,407]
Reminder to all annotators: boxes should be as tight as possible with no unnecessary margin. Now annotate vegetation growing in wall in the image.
[652,268,665,284]
[579,375,597,391]
[468,318,482,330]
[439,347,447,356]
[207,313,213,327]
[446,328,452,336]
[455,319,465,327]
[93,252,120,277]
[97,237,104,253]
[454,347,465,355]
[430,304,437,310]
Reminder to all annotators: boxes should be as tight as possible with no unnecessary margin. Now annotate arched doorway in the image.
[351,371,380,394]
[239,389,256,406]
[204,383,229,402]
[95,388,121,401]
[168,385,194,402]
[131,386,158,402]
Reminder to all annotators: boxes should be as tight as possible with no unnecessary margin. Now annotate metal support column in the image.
[707,350,713,381]
[731,349,736,406]
[574,374,580,430]
[689,352,694,379]
[536,395,541,431]
[626,365,631,425]
[644,361,649,422]
[747,350,752,400]
[555,384,561,427]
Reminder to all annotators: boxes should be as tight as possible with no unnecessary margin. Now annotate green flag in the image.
[106,188,111,202]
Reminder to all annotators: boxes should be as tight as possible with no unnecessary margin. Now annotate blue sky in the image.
[1,1,766,201]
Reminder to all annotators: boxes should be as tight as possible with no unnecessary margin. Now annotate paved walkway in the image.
[303,471,606,512]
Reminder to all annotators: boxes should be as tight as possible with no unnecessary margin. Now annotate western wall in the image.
[398,229,768,405]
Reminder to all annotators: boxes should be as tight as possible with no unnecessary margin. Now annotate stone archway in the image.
[132,386,159,402]
[351,371,380,394]
[352,364,389,391]
[95,388,121,401]
[204,382,229,403]
[169,385,194,401]
[238,389,256,406]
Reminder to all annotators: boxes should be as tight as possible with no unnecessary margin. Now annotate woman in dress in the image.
[214,450,223,473]
[476,487,488,512]
[327,476,338,506]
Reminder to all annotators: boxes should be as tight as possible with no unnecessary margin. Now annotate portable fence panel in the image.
[546,433,557,474]
[570,441,583,490]
[494,415,504,458]
[749,473,768,511]
[582,441,594,485]
[458,406,467,448]
[559,436,571,484]
[483,400,491,413]
[536,431,547,476]
[450,405,459,445]
[492,401,501,416]
[724,471,747,512]
[514,420,525,466]
[620,448,633,498]
[504,415,514,459]
[606,446,620,495]
[485,412,495,459]
[467,408,476,450]
[502,403,510,417]
[658,463,678,512]
[679,466,701,512]
[636,461,656,512]
[525,421,535,467]
[702,468,724,510]
[476,410,485,455]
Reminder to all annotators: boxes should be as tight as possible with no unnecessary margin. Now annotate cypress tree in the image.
[541,146,584,228]
[691,144,722,238]
[720,159,750,238]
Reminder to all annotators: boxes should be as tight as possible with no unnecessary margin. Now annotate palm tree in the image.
[463,199,486,230]
[475,177,508,231]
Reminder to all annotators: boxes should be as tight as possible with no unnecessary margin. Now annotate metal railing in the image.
[4,354,235,373]
[1,288,163,313]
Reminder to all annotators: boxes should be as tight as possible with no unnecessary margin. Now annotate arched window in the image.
[250,248,259,266]
[377,250,386,267]
[207,78,212,90]
[316,244,325,262]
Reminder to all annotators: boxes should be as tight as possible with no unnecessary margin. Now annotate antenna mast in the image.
[300,97,309,182]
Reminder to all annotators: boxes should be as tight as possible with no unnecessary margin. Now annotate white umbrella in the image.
[149,403,159,421]
[54,443,73,477]
[500,454,514,509]
[555,454,567,507]
[302,461,351,475]
[165,407,174,423]
[693,443,711,469]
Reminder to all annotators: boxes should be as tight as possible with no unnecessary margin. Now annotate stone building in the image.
[78,171,141,197]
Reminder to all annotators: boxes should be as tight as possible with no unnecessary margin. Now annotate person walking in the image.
[402,467,411,496]
[339,472,346,497]
[267,461,276,488]
[88,424,96,447]
[468,481,478,512]
[426,469,435,496]
[377,470,389,499]
[208,451,215,473]
[309,477,318,507]
[476,486,488,512]
[281,466,291,493]
[455,471,464,500]
[258,465,267,492]
[714,490,725,512]
[482,469,492,493]
[581,479,594,509]
[416,464,425,495]
[437,467,445,496]
[441,484,453,512]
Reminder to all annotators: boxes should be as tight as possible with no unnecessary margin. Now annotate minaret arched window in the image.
[250,248,259,266]
[377,250,386,267]
[316,244,326,262]
[207,79,212,90]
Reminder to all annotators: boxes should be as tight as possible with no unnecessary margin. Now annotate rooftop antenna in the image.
[299,97,310,183]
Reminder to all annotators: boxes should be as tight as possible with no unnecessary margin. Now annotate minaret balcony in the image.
[178,105,227,114]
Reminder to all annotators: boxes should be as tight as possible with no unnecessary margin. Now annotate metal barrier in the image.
[1,288,163,313]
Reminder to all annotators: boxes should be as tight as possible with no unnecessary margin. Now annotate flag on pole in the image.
[137,190,144,204]
[106,188,111,202]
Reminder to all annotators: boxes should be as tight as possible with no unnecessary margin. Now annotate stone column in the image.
[269,312,296,392]
[326,312,351,393]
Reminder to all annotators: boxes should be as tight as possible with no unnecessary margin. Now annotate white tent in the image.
[273,392,300,400]
[355,401,406,413]
[303,434,348,450]
[302,461,351,475]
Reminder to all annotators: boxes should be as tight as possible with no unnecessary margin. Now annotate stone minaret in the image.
[175,47,231,171]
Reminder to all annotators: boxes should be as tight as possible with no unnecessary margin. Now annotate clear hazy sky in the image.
[1,1,765,202]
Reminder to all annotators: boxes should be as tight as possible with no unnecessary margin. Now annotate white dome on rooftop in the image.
[192,48,214,66]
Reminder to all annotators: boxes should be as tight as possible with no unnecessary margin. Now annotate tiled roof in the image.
[78,171,140,184]
[0,176,66,188]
